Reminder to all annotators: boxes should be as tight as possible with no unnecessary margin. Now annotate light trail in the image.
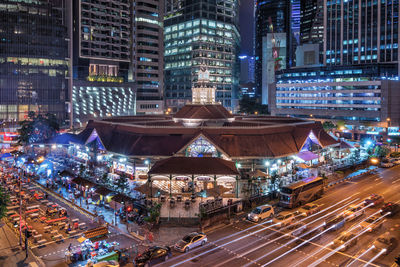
[168,196,357,267]
[361,248,386,267]
[241,198,362,267]
[292,207,382,267]
[346,246,375,267]
[306,213,390,267]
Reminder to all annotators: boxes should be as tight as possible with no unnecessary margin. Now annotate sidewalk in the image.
[0,223,44,267]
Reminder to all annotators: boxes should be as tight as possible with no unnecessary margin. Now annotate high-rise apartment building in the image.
[324,0,400,69]
[132,0,164,114]
[164,0,240,111]
[300,0,323,45]
[0,0,70,124]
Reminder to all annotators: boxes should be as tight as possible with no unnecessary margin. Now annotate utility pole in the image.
[19,174,22,246]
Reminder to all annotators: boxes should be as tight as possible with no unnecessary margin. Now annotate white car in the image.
[297,203,321,217]
[272,212,296,228]
[247,204,274,222]
[343,205,365,221]
[174,232,207,252]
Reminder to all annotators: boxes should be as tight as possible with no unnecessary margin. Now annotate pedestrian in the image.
[68,243,72,252]
[45,193,48,199]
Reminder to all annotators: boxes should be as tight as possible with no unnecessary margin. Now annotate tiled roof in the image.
[173,104,234,120]
[148,157,239,176]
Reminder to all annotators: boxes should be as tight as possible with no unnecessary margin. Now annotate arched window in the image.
[186,136,218,157]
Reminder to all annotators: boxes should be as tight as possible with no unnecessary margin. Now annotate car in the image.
[343,205,365,221]
[174,232,207,252]
[272,211,296,228]
[247,204,274,222]
[393,160,400,165]
[295,227,322,245]
[298,203,321,216]
[364,194,384,207]
[381,159,394,168]
[331,231,358,251]
[134,246,171,267]
[380,202,400,217]
[323,214,345,231]
[359,216,384,232]
[291,222,308,238]
[372,232,397,255]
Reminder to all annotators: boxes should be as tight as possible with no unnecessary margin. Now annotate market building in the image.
[35,68,341,199]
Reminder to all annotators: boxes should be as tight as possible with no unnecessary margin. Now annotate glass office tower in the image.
[0,0,69,124]
[164,0,240,111]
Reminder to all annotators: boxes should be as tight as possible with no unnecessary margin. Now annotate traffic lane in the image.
[238,173,399,267]
[281,182,400,267]
[159,168,400,267]
[163,196,360,267]
[161,178,370,267]
[161,220,281,267]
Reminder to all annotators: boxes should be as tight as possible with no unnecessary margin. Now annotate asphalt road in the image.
[157,165,400,267]
[2,170,139,267]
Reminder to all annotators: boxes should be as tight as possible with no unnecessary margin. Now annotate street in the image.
[156,165,400,267]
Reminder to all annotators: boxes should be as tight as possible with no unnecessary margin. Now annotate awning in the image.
[296,163,309,169]
[95,186,112,196]
[339,140,354,149]
[249,170,269,178]
[0,153,12,159]
[297,151,318,162]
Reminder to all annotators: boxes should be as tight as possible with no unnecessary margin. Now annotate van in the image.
[247,204,274,222]
[323,214,345,231]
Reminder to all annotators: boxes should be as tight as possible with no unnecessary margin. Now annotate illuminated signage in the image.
[366,131,380,135]
[77,151,89,160]
[113,161,134,175]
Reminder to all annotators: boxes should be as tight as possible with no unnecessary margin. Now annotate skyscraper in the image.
[255,0,293,100]
[132,0,165,114]
[0,0,70,124]
[324,0,399,69]
[300,0,323,45]
[164,0,240,111]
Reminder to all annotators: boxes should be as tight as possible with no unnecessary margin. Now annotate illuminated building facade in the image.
[164,0,240,111]
[324,0,400,69]
[0,0,69,123]
[269,64,400,127]
[72,81,136,126]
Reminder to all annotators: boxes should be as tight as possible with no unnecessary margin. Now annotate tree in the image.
[115,173,129,193]
[0,187,10,220]
[17,111,59,145]
[374,146,390,158]
[99,173,110,187]
[239,95,269,115]
[322,121,336,131]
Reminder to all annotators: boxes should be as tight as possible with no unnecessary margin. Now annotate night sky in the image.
[240,0,255,56]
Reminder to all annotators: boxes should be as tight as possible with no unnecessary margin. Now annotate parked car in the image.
[298,203,321,217]
[344,205,365,221]
[174,232,207,252]
[323,214,345,231]
[272,211,296,228]
[381,202,400,217]
[372,232,397,255]
[359,216,384,232]
[134,246,171,267]
[331,231,358,251]
[364,194,384,207]
[247,204,274,222]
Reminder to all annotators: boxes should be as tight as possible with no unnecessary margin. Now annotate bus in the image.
[279,176,324,208]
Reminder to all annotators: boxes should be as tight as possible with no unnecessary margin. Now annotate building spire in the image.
[192,66,216,104]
